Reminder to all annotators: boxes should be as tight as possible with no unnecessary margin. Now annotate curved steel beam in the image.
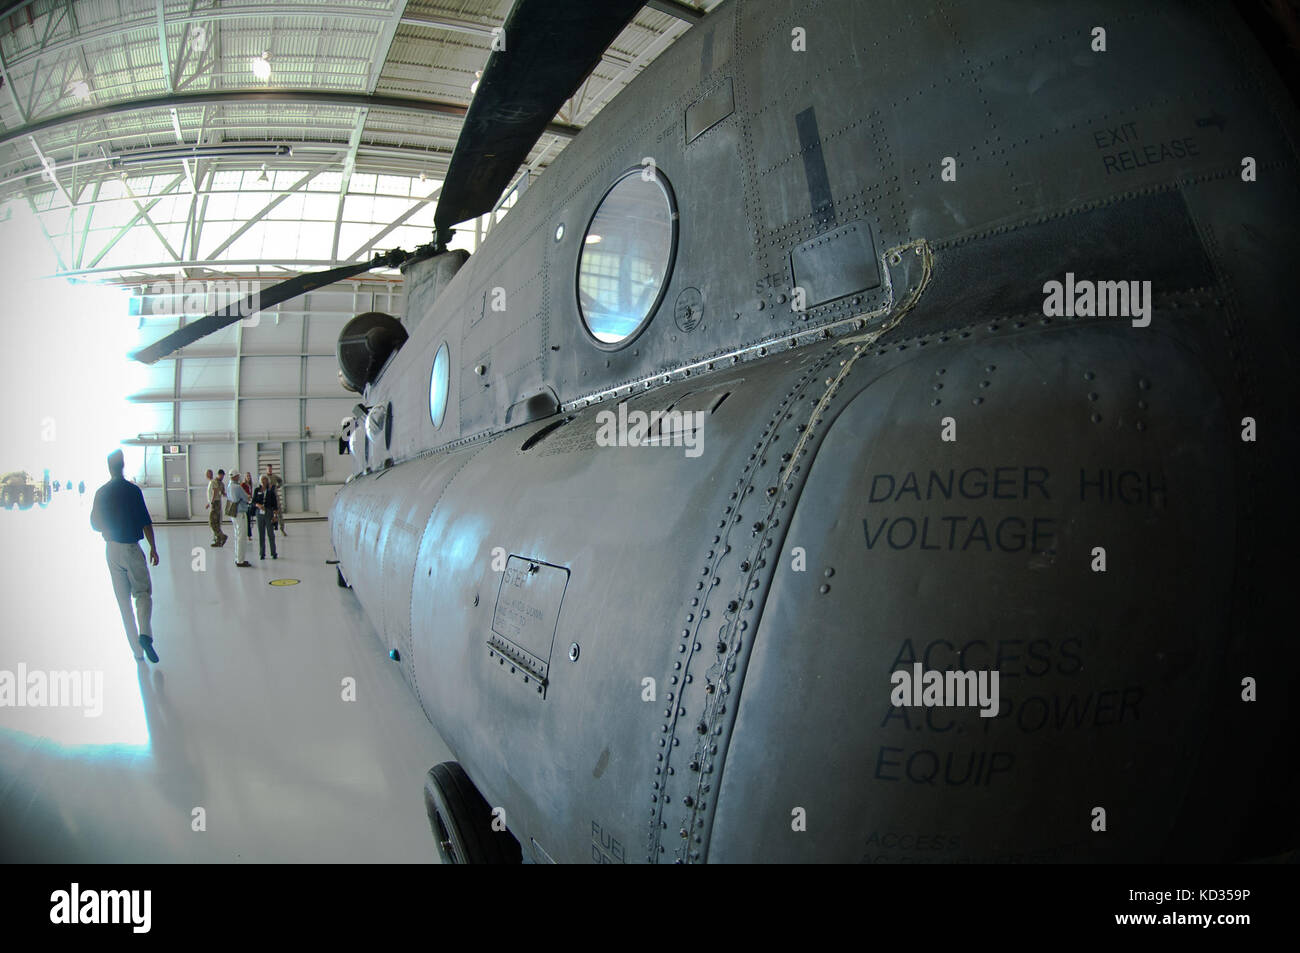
[0,89,581,148]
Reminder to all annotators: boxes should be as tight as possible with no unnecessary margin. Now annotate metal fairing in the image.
[332,0,1300,862]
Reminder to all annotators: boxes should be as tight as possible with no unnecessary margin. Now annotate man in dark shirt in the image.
[90,449,160,663]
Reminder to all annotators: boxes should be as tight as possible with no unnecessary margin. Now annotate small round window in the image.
[429,342,449,429]
[577,169,676,346]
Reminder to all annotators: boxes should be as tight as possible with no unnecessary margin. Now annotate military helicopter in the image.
[134,0,1299,863]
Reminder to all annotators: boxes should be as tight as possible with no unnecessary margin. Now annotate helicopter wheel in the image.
[423,761,521,864]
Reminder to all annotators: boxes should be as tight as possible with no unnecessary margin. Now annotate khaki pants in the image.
[209,504,226,544]
[106,541,152,657]
[231,513,248,563]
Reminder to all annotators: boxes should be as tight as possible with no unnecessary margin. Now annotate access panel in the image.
[488,556,569,699]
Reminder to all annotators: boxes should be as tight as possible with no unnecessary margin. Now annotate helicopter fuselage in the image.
[331,0,1300,862]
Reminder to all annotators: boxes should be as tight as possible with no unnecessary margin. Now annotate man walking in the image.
[229,466,253,568]
[89,450,160,663]
[253,474,279,560]
[264,464,286,535]
[205,468,227,547]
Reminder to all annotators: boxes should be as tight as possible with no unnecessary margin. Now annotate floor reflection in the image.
[0,501,452,861]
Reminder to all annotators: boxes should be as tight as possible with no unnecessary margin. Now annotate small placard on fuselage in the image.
[685,76,735,143]
[489,556,569,688]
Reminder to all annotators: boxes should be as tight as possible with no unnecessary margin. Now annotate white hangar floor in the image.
[0,498,452,862]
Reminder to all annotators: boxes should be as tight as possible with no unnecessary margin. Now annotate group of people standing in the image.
[205,464,288,568]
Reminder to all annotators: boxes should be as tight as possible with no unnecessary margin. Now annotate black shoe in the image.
[272,554,278,559]
[138,635,159,664]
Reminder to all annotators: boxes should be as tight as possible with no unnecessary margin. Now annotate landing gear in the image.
[423,761,522,864]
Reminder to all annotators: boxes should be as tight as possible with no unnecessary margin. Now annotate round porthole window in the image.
[577,168,677,347]
[428,342,450,429]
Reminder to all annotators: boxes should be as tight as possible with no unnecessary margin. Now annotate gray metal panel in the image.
[710,321,1235,862]
[685,76,734,143]
[789,220,881,308]
[400,251,469,337]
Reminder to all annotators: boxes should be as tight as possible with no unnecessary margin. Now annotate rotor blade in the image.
[433,0,647,238]
[131,258,385,364]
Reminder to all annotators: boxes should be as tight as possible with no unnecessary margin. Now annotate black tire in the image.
[423,762,522,864]
[337,566,349,588]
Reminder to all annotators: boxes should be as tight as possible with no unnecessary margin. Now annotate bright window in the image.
[577,170,675,346]
[429,342,450,429]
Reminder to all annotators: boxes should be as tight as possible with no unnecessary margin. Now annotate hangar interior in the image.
[1,0,716,517]
[0,0,717,861]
